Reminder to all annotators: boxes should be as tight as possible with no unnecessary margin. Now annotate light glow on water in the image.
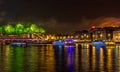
[0,44,120,72]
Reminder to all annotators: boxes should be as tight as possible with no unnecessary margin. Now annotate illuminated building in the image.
[75,30,91,42]
[90,27,115,41]
[90,28,106,41]
[113,27,120,43]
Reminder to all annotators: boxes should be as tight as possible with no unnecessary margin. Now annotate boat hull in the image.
[92,40,106,47]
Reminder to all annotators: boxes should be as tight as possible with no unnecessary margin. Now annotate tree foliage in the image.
[4,24,15,34]
[0,23,46,34]
[15,23,24,34]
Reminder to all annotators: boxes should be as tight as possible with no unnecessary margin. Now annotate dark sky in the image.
[4,0,120,23]
[1,0,120,34]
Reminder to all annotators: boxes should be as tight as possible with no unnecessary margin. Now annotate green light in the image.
[35,28,40,33]
[9,46,24,72]
[0,26,3,33]
[39,28,45,33]
[30,24,38,32]
[30,24,46,33]
[16,23,24,29]
[0,23,46,34]
[24,27,31,33]
[15,23,24,34]
[4,25,15,34]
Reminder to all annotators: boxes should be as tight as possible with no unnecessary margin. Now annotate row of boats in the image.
[10,38,76,47]
[53,39,116,48]
[53,39,75,46]
[92,40,116,49]
[9,38,115,47]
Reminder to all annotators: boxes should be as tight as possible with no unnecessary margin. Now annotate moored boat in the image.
[53,40,65,46]
[64,39,76,48]
[11,42,27,46]
[92,40,106,47]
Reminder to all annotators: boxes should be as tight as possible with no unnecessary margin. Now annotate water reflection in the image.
[99,48,104,71]
[66,46,75,72]
[0,44,120,72]
[92,46,96,71]
[118,45,120,71]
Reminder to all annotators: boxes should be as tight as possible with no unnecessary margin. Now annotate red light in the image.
[91,26,96,29]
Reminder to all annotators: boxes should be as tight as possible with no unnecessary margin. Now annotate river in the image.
[0,44,120,72]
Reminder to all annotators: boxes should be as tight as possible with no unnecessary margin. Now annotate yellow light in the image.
[86,35,89,38]
[63,36,66,39]
[75,35,79,38]
[60,37,62,39]
[68,36,70,38]
[71,36,73,38]
[93,35,95,37]
[100,34,103,37]
[108,34,111,36]
[81,35,83,38]
[51,36,55,39]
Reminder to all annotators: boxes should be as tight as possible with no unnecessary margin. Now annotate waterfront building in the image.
[75,30,91,42]
[55,34,74,40]
[113,27,120,43]
[90,27,115,41]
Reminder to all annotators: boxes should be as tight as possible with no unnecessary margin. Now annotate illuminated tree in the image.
[0,26,3,33]
[4,25,15,34]
[0,22,46,35]
[24,27,31,33]
[30,24,46,33]
[30,24,39,33]
[39,28,45,33]
[15,23,24,34]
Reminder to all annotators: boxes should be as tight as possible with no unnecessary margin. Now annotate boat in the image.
[11,42,27,46]
[64,39,75,46]
[53,40,65,46]
[92,40,106,47]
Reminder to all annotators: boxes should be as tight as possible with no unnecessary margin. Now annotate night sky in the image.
[2,0,120,33]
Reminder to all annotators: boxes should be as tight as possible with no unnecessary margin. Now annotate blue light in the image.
[65,45,75,48]
[53,40,65,46]
[92,40,106,47]
[67,46,74,72]
[66,46,74,54]
[65,39,74,42]
[95,46,105,49]
[64,39,75,46]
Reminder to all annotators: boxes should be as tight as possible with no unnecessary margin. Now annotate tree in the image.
[39,28,45,33]
[0,26,3,33]
[30,24,46,33]
[4,24,15,34]
[15,23,24,34]
[24,27,31,33]
[30,24,39,33]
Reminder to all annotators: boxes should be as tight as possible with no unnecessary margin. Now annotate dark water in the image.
[0,44,120,72]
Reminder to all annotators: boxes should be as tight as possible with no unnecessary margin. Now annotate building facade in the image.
[113,27,120,42]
